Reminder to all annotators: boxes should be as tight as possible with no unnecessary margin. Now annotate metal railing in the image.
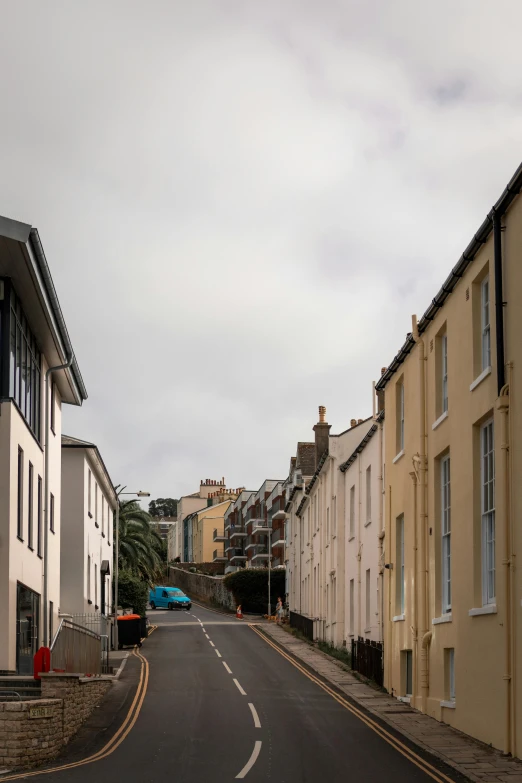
[290,611,314,641]
[213,529,225,541]
[51,619,103,675]
[351,637,384,687]
[271,527,285,546]
[213,548,226,560]
[230,548,247,559]
[66,613,111,673]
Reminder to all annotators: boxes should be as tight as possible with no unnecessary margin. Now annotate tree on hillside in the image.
[149,498,178,518]
[118,500,163,582]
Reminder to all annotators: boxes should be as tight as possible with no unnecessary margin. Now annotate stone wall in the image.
[41,675,112,744]
[168,566,235,611]
[0,676,112,768]
[0,699,63,768]
[169,561,225,576]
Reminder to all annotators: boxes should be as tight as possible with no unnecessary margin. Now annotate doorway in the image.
[16,582,40,674]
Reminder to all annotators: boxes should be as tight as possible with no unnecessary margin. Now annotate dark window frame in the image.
[27,462,34,550]
[17,446,24,540]
[0,279,42,441]
[37,475,43,558]
[50,493,55,534]
[50,382,56,435]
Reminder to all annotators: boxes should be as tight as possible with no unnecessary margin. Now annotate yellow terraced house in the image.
[376,162,522,758]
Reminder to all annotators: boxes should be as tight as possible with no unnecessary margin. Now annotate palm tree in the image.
[118,501,163,582]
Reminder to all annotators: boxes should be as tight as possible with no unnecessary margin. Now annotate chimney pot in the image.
[381,367,387,375]
[318,405,326,423]
[358,418,363,424]
[350,418,357,427]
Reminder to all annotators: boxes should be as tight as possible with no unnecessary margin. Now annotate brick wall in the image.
[168,566,235,610]
[170,561,225,576]
[0,676,112,768]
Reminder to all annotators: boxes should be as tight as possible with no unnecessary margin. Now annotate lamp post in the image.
[268,526,272,619]
[114,487,150,650]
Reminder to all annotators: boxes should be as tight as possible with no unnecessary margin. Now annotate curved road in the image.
[13,605,464,783]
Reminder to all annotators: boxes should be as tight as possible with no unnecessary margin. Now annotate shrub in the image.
[223,568,285,613]
[116,570,149,617]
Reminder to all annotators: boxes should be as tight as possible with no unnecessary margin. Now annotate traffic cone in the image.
[236,605,243,620]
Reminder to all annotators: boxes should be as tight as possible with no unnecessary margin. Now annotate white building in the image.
[339,413,385,644]
[287,407,376,647]
[0,216,87,674]
[60,436,117,616]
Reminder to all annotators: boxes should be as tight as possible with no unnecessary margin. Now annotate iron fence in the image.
[351,636,384,687]
[51,619,103,675]
[289,611,314,641]
[67,613,111,673]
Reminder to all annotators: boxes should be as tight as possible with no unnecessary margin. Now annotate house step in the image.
[0,677,42,700]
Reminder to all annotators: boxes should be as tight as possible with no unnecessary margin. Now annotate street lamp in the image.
[114,486,150,650]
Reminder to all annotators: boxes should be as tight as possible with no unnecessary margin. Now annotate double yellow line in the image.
[250,625,456,783]
[2,638,153,782]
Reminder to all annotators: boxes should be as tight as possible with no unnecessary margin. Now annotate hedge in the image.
[116,570,149,616]
[223,569,285,614]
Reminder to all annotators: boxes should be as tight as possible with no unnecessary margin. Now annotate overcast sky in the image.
[1,1,521,501]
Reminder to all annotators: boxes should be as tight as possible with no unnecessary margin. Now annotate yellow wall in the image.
[192,501,232,563]
[383,193,522,758]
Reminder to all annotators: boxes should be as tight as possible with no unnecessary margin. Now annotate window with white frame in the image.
[366,466,372,523]
[88,470,92,515]
[333,496,337,536]
[326,506,330,539]
[441,455,451,613]
[482,277,491,371]
[365,569,371,630]
[101,496,105,535]
[349,485,355,538]
[349,579,354,635]
[396,515,405,614]
[447,648,455,701]
[87,554,91,600]
[442,333,448,413]
[481,419,495,605]
[396,380,405,452]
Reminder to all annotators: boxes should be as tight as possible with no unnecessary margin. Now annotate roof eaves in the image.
[339,424,379,473]
[376,161,522,392]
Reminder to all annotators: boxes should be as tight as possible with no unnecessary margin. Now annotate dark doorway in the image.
[16,582,40,674]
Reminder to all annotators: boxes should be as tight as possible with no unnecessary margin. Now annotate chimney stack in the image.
[313,405,331,468]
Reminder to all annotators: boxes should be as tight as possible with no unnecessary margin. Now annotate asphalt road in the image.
[16,604,464,783]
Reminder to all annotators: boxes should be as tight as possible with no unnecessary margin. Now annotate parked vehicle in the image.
[149,586,192,610]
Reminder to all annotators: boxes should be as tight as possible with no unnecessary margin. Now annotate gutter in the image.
[376,161,522,392]
[29,229,88,403]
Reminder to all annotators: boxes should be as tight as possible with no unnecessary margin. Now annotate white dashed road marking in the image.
[223,662,232,674]
[236,741,262,779]
[248,703,261,728]
[215,649,222,658]
[233,678,247,696]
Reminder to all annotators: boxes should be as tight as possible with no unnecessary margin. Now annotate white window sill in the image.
[393,450,405,464]
[398,696,411,704]
[348,633,354,638]
[469,604,497,617]
[364,627,371,634]
[470,366,491,392]
[432,613,452,625]
[364,519,372,527]
[432,410,449,431]
[440,700,456,710]
[348,535,355,542]
[392,614,405,622]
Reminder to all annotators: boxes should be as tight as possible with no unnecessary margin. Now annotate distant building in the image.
[61,436,117,616]
[151,516,176,541]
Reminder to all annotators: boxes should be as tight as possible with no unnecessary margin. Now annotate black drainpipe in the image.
[492,209,505,394]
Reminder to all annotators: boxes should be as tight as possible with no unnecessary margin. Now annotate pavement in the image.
[2,604,519,783]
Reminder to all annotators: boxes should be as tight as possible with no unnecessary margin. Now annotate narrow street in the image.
[11,605,465,783]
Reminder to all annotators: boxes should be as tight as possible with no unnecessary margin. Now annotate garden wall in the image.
[168,566,235,611]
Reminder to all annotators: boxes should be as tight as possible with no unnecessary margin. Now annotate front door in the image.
[16,583,40,674]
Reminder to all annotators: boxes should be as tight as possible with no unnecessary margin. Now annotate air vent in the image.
[466,287,470,301]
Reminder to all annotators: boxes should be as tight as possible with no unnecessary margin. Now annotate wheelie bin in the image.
[117,614,142,649]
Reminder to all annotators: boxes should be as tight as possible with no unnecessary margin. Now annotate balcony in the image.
[270,496,286,521]
[229,526,247,541]
[230,548,247,562]
[213,549,227,562]
[250,545,270,562]
[213,529,226,542]
[272,555,285,567]
[271,527,285,548]
[248,518,271,534]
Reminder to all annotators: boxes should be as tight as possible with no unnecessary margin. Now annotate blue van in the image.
[149,586,192,611]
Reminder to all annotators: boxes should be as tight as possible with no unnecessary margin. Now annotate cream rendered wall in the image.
[383,193,522,757]
[192,501,231,563]
[344,423,384,645]
[0,366,62,672]
[176,495,208,562]
[298,420,375,646]
[60,449,84,614]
